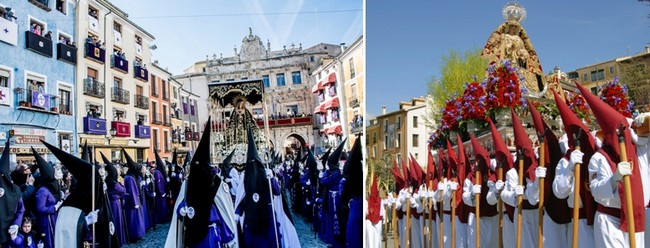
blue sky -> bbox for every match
[367,1,649,121]
[110,0,362,74]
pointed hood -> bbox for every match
[367,175,381,225]
[455,133,469,181]
[426,145,437,189]
[243,127,273,234]
[408,153,424,185]
[437,148,446,181]
[306,148,319,185]
[576,82,645,232]
[327,138,347,170]
[511,107,537,181]
[0,140,21,244]
[553,91,596,154]
[488,117,513,171]
[154,147,167,176]
[41,140,102,214]
[445,139,458,178]
[122,148,141,178]
[319,148,332,169]
[32,147,61,201]
[81,141,90,163]
[390,159,405,192]
[469,134,490,176]
[100,152,118,188]
[183,117,219,246]
[221,149,236,179]
[342,136,362,201]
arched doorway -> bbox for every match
[283,133,306,161]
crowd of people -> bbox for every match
[0,115,363,247]
[366,84,650,248]
[85,35,105,50]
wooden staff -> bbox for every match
[498,162,504,248]
[405,189,412,248]
[516,149,524,248]
[618,124,636,248]
[428,181,434,248]
[439,183,444,248]
[451,177,457,248]
[537,131,546,248]
[475,168,482,248]
[393,192,399,248]
[571,130,582,248]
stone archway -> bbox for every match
[283,133,306,160]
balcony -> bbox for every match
[25,31,53,57]
[349,97,360,108]
[152,113,162,125]
[28,0,51,11]
[164,115,172,127]
[111,55,129,73]
[84,42,105,64]
[134,65,149,82]
[350,122,363,134]
[56,43,76,64]
[83,116,106,135]
[15,89,58,114]
[134,124,151,138]
[111,87,130,104]
[111,121,130,137]
[134,94,149,109]
[83,78,105,98]
[255,116,313,128]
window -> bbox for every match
[135,35,142,45]
[276,73,286,86]
[163,130,169,151]
[241,77,248,80]
[372,132,377,144]
[413,116,418,128]
[226,79,234,82]
[591,87,598,95]
[262,75,270,88]
[136,85,143,96]
[26,75,46,104]
[58,133,71,153]
[29,18,46,37]
[397,116,401,128]
[396,133,401,148]
[111,149,121,161]
[372,146,376,158]
[113,22,121,33]
[310,56,315,62]
[383,119,388,132]
[413,134,419,147]
[583,73,587,82]
[151,75,158,96]
[349,58,356,78]
[610,66,614,75]
[114,109,125,121]
[291,71,302,85]
[87,67,98,80]
[56,0,68,14]
[113,77,122,89]
[59,88,71,114]
[172,86,177,98]
[590,69,605,82]
[286,105,298,117]
[0,68,9,87]
[57,32,72,46]
[384,135,388,150]
[88,6,98,19]
[152,129,160,151]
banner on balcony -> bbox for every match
[31,91,50,109]
[0,18,18,46]
[135,43,142,55]
[61,139,70,153]
[0,86,10,105]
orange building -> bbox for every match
[147,63,172,161]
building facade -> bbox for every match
[339,36,364,148]
[0,0,77,163]
[366,98,429,169]
[147,63,172,161]
[311,59,344,152]
[74,0,155,162]
[170,73,208,162]
[190,28,341,157]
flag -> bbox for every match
[0,18,17,46]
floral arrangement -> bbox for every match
[566,91,591,122]
[598,77,634,118]
[439,96,463,133]
[485,60,527,110]
[460,81,488,121]
[428,129,445,148]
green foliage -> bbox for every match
[367,152,394,197]
[427,48,488,124]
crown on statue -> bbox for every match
[502,2,527,23]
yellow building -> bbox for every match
[340,36,365,148]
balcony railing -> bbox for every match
[349,97,360,108]
[56,43,77,64]
[15,89,58,113]
[111,87,130,104]
[350,122,363,134]
[58,103,71,115]
[164,115,172,127]
[83,78,105,98]
[152,113,162,125]
[255,116,313,127]
[111,55,129,73]
[134,65,149,82]
[28,0,51,11]
[84,42,105,64]
[25,31,53,57]
[134,94,149,109]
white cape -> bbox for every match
[54,206,82,248]
[165,180,239,248]
[273,194,301,248]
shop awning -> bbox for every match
[323,97,340,110]
[326,125,343,135]
[323,73,337,86]
[311,81,324,93]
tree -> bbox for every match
[425,48,487,129]
[367,152,394,198]
[620,55,650,108]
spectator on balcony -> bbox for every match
[58,36,66,44]
[85,35,93,44]
[286,108,294,118]
[134,60,141,67]
[44,31,52,40]
[34,25,42,36]
[142,64,147,70]
[2,7,17,21]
